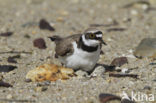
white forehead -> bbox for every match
[96,34,103,37]
[85,30,99,33]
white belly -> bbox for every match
[59,42,101,72]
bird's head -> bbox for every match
[82,28,106,46]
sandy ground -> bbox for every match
[0,0,156,103]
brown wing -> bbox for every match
[55,34,82,57]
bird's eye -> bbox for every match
[89,34,95,38]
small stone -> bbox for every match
[56,17,64,22]
[106,28,126,32]
[107,38,112,41]
[37,81,51,86]
[123,1,150,11]
[110,57,128,67]
[134,38,156,58]
[60,10,69,16]
[0,32,13,37]
[99,93,121,103]
[31,31,36,35]
[123,17,131,22]
[6,94,13,99]
[131,10,138,15]
[24,34,31,39]
[19,89,23,93]
[143,86,151,90]
[43,80,51,86]
[35,87,47,92]
[75,70,88,78]
[35,87,41,92]
[153,79,156,82]
[91,66,105,77]
[0,65,17,72]
[0,81,13,87]
[41,87,48,91]
[0,74,3,81]
[125,54,136,58]
[107,18,113,22]
[25,79,32,83]
[142,4,149,10]
[7,55,20,63]
[39,19,55,31]
[121,68,130,74]
[33,38,47,49]
[20,53,28,57]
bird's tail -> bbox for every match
[48,35,61,42]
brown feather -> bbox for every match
[54,34,82,57]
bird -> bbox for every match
[49,28,106,73]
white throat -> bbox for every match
[82,35,100,46]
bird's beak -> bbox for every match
[101,39,107,45]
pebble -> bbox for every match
[121,68,130,74]
[128,49,133,53]
[131,10,138,15]
[33,38,47,49]
[99,93,121,103]
[0,32,13,37]
[56,17,64,22]
[142,4,149,10]
[7,55,20,63]
[0,81,13,87]
[37,81,51,86]
[125,54,136,58]
[6,94,13,99]
[20,53,28,58]
[91,66,105,77]
[60,10,69,16]
[143,86,151,90]
[153,79,156,82]
[0,74,3,81]
[107,38,112,41]
[110,57,128,67]
[122,17,131,22]
[123,1,150,11]
[24,34,31,39]
[75,70,88,78]
[0,65,17,72]
[25,79,32,83]
[39,19,55,31]
[134,38,156,58]
[35,87,47,92]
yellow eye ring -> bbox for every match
[89,34,95,38]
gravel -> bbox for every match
[0,0,155,103]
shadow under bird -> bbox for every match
[49,28,106,73]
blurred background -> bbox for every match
[0,0,156,103]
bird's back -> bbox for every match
[54,34,82,57]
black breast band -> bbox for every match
[78,37,98,52]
